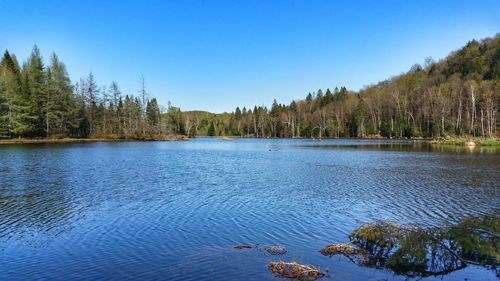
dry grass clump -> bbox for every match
[267,261,325,281]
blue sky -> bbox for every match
[1,0,499,112]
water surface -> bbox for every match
[0,139,499,280]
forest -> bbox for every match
[0,47,179,139]
[1,34,498,139]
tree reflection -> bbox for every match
[0,182,74,245]
[337,213,499,277]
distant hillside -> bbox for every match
[184,34,499,138]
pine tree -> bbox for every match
[146,98,161,135]
[46,53,77,137]
[109,81,122,135]
[0,51,32,137]
[207,121,215,136]
[25,45,47,137]
[85,72,99,136]
[117,97,124,136]
[138,76,148,137]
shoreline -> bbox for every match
[212,136,499,145]
[1,136,498,146]
[428,137,500,147]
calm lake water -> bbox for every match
[0,139,499,281]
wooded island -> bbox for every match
[1,35,498,140]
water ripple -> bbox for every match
[0,139,498,280]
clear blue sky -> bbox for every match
[1,0,499,112]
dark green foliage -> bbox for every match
[0,51,33,138]
[46,53,78,137]
[146,98,161,134]
[0,46,179,139]
[207,121,215,136]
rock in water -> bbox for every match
[465,141,476,146]
[233,244,254,249]
[265,245,287,255]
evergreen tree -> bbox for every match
[46,53,76,136]
[85,72,99,136]
[146,98,161,134]
[109,81,122,135]
[25,45,47,137]
[0,51,32,137]
[207,121,215,136]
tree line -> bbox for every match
[0,46,182,139]
[1,35,498,140]
[183,35,499,139]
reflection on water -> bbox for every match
[0,139,499,280]
[299,141,500,154]
[0,191,72,243]
[0,151,76,246]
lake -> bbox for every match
[0,138,499,281]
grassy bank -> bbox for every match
[429,137,500,146]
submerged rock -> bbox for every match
[268,261,325,281]
[233,244,254,249]
[265,245,288,255]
